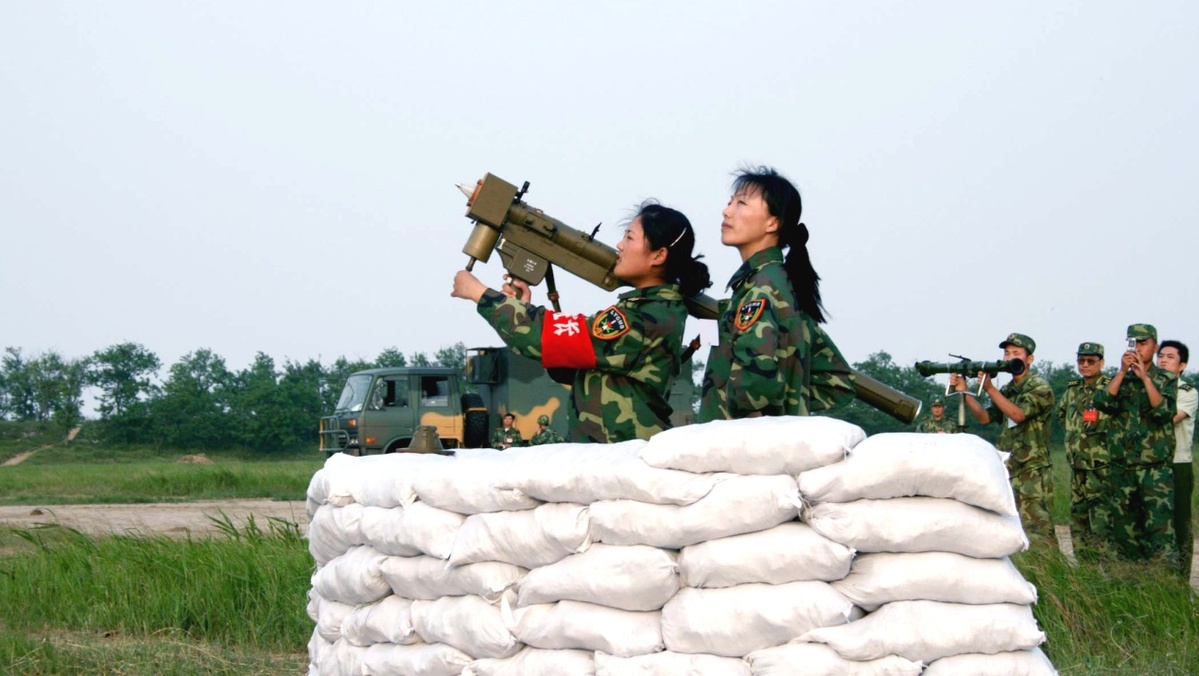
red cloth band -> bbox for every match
[541,312,597,369]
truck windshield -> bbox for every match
[335,374,373,412]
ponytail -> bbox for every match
[635,201,712,298]
[731,167,827,323]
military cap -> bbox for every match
[1076,342,1104,357]
[999,332,1036,354]
[1126,323,1157,341]
[537,414,550,425]
[930,396,945,407]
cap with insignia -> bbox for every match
[537,414,550,425]
[930,396,945,406]
[999,332,1036,354]
[1077,342,1104,357]
[1126,323,1157,341]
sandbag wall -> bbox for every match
[304,417,1058,676]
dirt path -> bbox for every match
[0,499,309,537]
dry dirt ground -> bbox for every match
[0,499,310,537]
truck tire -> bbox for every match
[462,393,489,448]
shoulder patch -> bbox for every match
[1182,382,1195,391]
[735,299,766,331]
[592,306,630,340]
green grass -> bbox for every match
[1017,545,1199,674]
[0,517,312,674]
[0,456,322,505]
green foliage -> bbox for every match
[0,520,312,670]
[0,348,88,431]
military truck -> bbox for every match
[319,346,695,456]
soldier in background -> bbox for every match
[1157,339,1195,576]
[1094,324,1177,563]
[915,396,956,433]
[530,414,566,446]
[1055,342,1112,551]
[491,413,526,450]
[950,332,1055,539]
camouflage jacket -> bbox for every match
[1093,365,1178,466]
[530,427,566,446]
[699,247,855,421]
[986,373,1055,470]
[915,414,957,434]
[1054,374,1111,469]
[477,284,687,443]
[490,425,526,450]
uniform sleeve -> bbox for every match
[1148,371,1178,425]
[477,290,548,361]
[726,291,787,414]
[1013,377,1055,420]
[807,321,856,412]
[1054,389,1067,424]
[1092,386,1119,415]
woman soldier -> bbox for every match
[699,166,855,421]
[452,202,711,443]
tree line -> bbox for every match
[2,343,1195,452]
[0,342,467,452]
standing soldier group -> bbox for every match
[941,325,1193,576]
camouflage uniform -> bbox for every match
[1055,373,1113,544]
[490,425,525,450]
[530,414,566,446]
[1093,340,1177,561]
[699,247,855,421]
[915,415,957,434]
[986,372,1056,538]
[477,284,687,443]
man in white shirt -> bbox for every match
[1158,340,1196,577]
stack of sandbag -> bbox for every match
[793,432,1055,674]
[303,420,1056,676]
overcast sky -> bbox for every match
[3,2,1197,391]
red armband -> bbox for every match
[541,312,597,369]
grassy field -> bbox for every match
[1,428,1197,674]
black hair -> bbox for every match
[731,166,827,323]
[1160,339,1189,365]
[634,201,712,297]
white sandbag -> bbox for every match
[517,544,679,611]
[448,502,590,569]
[923,647,1058,675]
[381,556,525,602]
[311,545,393,605]
[360,642,474,676]
[507,599,663,657]
[595,650,751,675]
[796,600,1045,663]
[498,439,727,506]
[589,475,799,549]
[307,629,332,676]
[661,582,856,658]
[832,552,1037,611]
[462,647,596,676]
[678,522,853,587]
[341,595,418,647]
[316,637,366,676]
[798,432,1017,516]
[412,448,541,514]
[805,497,1028,558]
[308,503,367,565]
[410,595,520,659]
[640,416,865,475]
[745,642,923,676]
[309,589,354,642]
[359,503,465,559]
[311,452,441,508]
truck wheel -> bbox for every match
[462,393,489,448]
